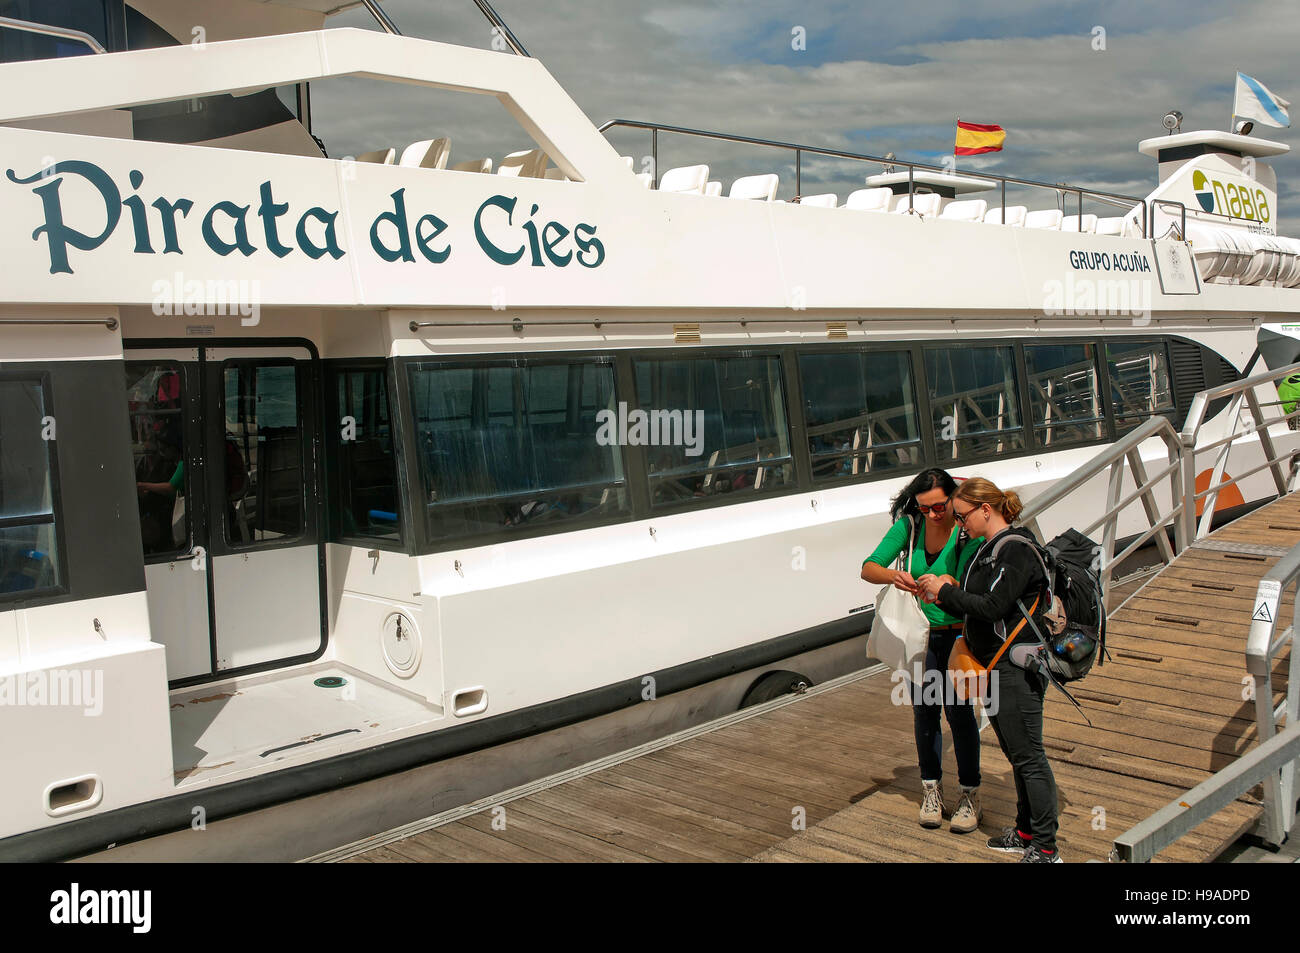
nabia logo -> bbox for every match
[1191,169,1271,223]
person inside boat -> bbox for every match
[861,468,983,833]
[916,478,1061,863]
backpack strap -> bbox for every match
[986,593,1040,670]
[1013,597,1094,728]
[986,531,1054,606]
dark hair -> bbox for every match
[889,467,959,522]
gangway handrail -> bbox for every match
[1112,539,1300,861]
[597,117,1151,235]
[0,15,107,54]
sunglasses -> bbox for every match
[952,504,982,525]
[916,500,948,515]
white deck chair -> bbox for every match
[1060,213,1099,233]
[1095,216,1126,236]
[1025,209,1064,229]
[799,193,838,208]
[729,173,779,201]
[940,199,988,221]
[704,180,723,197]
[844,187,892,211]
[983,205,1027,226]
[451,157,493,174]
[893,193,942,216]
[498,148,548,178]
[658,164,710,194]
[634,172,653,189]
[356,148,396,165]
[620,155,634,169]
[398,137,450,169]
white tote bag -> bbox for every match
[866,518,930,676]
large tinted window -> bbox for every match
[1107,341,1175,432]
[332,366,400,542]
[1024,343,1105,448]
[634,353,793,505]
[798,349,921,482]
[223,362,304,544]
[408,358,628,542]
[926,345,1024,460]
[0,1,119,62]
[0,379,61,598]
[125,363,189,557]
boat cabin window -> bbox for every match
[125,362,190,558]
[925,345,1025,461]
[797,349,921,483]
[0,378,62,599]
[633,353,793,506]
[222,362,304,545]
[407,358,629,542]
[1106,341,1175,433]
[1024,343,1106,449]
[331,365,401,542]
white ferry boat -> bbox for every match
[0,1,1297,861]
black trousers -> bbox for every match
[988,656,1059,851]
[912,626,982,788]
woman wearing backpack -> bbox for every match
[861,468,983,833]
[916,477,1062,863]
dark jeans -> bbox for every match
[988,656,1059,851]
[911,626,981,788]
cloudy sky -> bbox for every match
[312,0,1300,211]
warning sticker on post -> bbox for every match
[1252,580,1282,625]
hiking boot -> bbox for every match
[987,827,1032,854]
[919,780,944,828]
[1021,843,1063,863]
[950,786,982,834]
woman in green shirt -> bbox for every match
[861,468,983,834]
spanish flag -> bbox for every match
[954,120,1006,156]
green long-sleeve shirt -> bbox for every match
[864,516,983,627]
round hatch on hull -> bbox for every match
[381,611,421,677]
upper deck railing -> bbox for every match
[0,15,106,54]
[598,118,1174,237]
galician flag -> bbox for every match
[954,120,1006,156]
[1234,72,1290,128]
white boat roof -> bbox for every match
[1138,130,1290,159]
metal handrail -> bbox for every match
[0,15,107,54]
[1149,198,1188,240]
[1113,541,1300,861]
[469,0,530,56]
[598,118,1150,235]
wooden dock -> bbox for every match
[330,496,1299,863]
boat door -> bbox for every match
[125,342,324,684]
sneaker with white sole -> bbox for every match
[950,786,981,834]
[1021,843,1063,863]
[919,780,944,828]
[987,827,1033,853]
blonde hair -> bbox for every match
[954,477,1024,523]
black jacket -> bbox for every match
[936,526,1048,666]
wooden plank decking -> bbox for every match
[336,495,1300,863]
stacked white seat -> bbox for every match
[1095,216,1127,236]
[357,147,396,164]
[451,157,493,173]
[729,173,779,201]
[704,180,723,197]
[844,187,892,211]
[799,193,838,208]
[940,199,988,222]
[1025,209,1064,229]
[399,137,450,169]
[634,172,653,189]
[1060,214,1099,233]
[658,164,710,194]
[498,148,548,178]
[893,193,941,216]
[983,206,1027,226]
[620,155,634,169]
